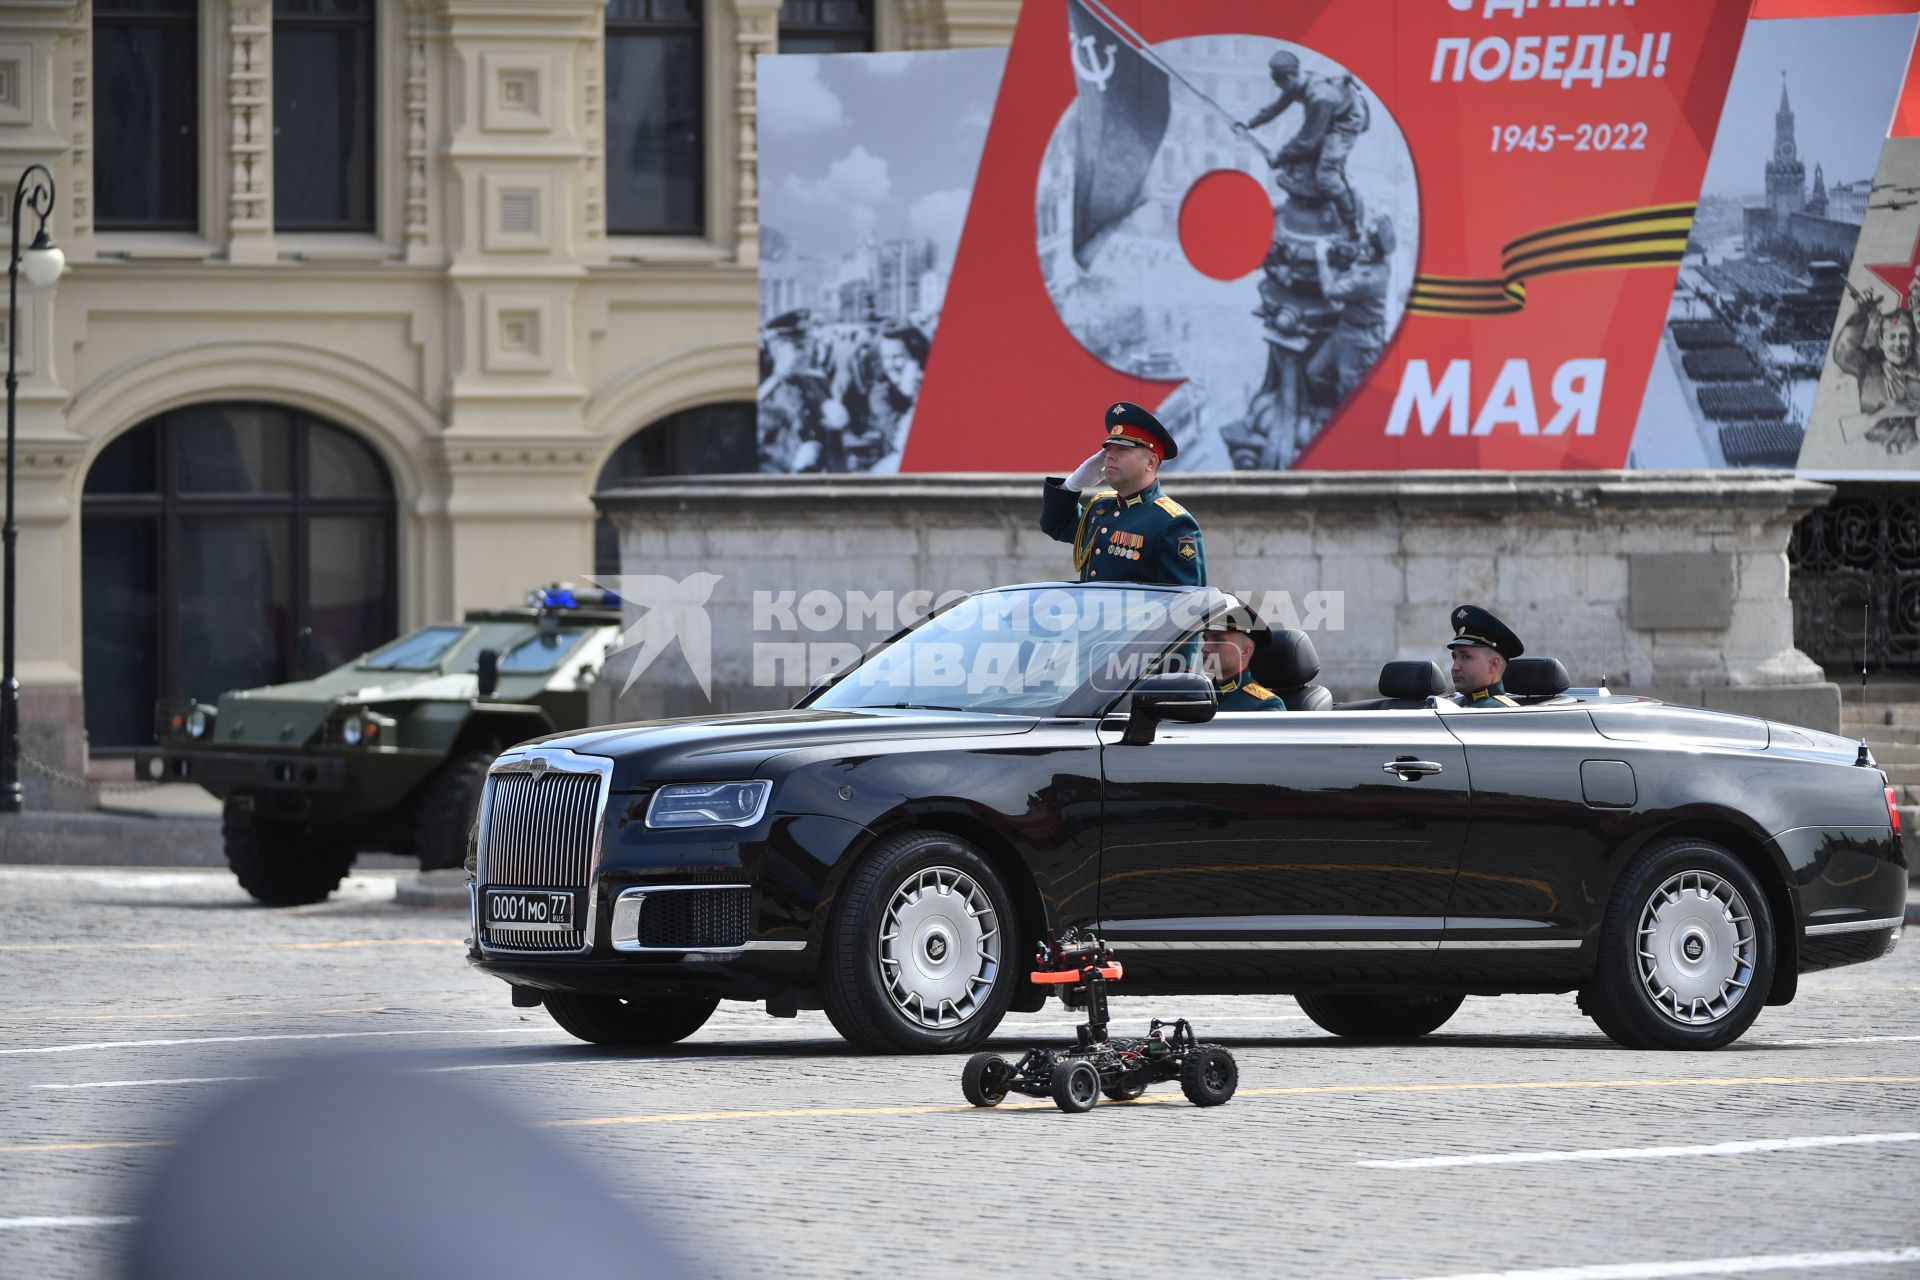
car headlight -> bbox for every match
[186,707,211,740]
[645,780,772,829]
[342,714,366,746]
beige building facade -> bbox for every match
[0,0,1017,782]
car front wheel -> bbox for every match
[821,830,1018,1054]
[1581,836,1775,1051]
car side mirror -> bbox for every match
[477,649,500,700]
[1121,672,1216,745]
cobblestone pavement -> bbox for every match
[0,866,1915,1280]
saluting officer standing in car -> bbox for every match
[1039,401,1206,586]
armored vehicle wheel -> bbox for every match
[541,992,720,1047]
[1294,993,1465,1042]
[1051,1059,1101,1113]
[961,1052,1011,1107]
[1580,836,1774,1051]
[1179,1046,1238,1107]
[414,748,496,871]
[821,830,1017,1054]
[223,797,355,907]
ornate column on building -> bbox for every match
[730,0,779,268]
[432,0,604,613]
[223,0,273,263]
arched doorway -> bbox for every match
[593,401,756,579]
[81,403,399,750]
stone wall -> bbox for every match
[594,470,1841,732]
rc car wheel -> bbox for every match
[223,797,356,907]
[1179,1046,1238,1107]
[1294,993,1465,1042]
[962,1052,1011,1107]
[1051,1060,1101,1114]
[541,992,720,1047]
[1580,836,1774,1051]
[1102,1080,1148,1102]
[821,830,1018,1054]
[414,747,497,871]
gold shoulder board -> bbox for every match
[1154,495,1187,518]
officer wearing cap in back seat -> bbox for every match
[1447,604,1523,708]
[1202,608,1284,712]
[1040,401,1206,587]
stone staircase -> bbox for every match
[1839,692,1920,871]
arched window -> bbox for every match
[81,404,398,750]
[594,402,756,579]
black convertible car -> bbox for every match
[467,582,1906,1054]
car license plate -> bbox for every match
[486,889,575,932]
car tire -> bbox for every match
[414,748,496,871]
[1102,1079,1148,1102]
[1051,1060,1101,1113]
[542,992,720,1047]
[1581,836,1774,1051]
[1294,993,1465,1041]
[961,1052,1011,1107]
[223,797,355,907]
[820,830,1018,1054]
[1179,1046,1238,1108]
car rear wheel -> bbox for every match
[414,748,496,871]
[223,797,355,907]
[542,992,720,1047]
[821,830,1018,1054]
[1294,992,1464,1041]
[1581,836,1774,1050]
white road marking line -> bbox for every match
[1386,1245,1920,1280]
[0,1026,549,1056]
[1763,1034,1920,1046]
[0,1216,138,1232]
[1361,1131,1920,1169]
[36,1075,259,1091]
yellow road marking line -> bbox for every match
[537,1074,1920,1129]
[9,1075,1915,1153]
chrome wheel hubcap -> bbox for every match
[1635,869,1756,1025]
[878,865,1000,1029]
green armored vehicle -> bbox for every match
[140,587,624,906]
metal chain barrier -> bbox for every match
[20,751,171,794]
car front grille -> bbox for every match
[639,887,752,950]
[479,766,606,953]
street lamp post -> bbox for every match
[3,166,65,814]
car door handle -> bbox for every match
[1383,757,1444,779]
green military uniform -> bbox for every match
[1448,604,1523,708]
[1215,672,1284,712]
[1039,401,1206,586]
[1041,479,1206,586]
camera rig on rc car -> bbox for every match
[960,930,1239,1114]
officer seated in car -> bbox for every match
[1202,608,1284,712]
[1447,604,1523,708]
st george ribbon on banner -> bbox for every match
[1067,0,1171,270]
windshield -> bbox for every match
[498,629,588,674]
[360,626,471,671]
[807,584,1222,716]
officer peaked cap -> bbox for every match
[1447,604,1524,661]
[765,309,811,336]
[1102,401,1179,460]
[1207,603,1271,648]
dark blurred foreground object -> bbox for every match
[126,1055,691,1280]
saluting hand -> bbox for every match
[1065,450,1106,491]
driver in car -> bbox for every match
[1202,609,1284,711]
